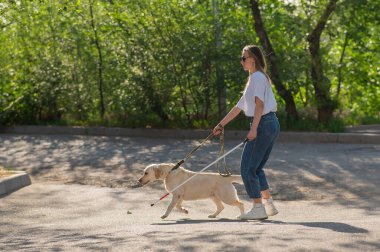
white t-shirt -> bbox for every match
[237,71,277,117]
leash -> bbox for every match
[150,138,248,207]
[170,128,232,177]
[216,128,232,177]
[169,132,215,172]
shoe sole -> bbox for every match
[240,216,268,220]
[266,210,279,216]
[265,204,279,216]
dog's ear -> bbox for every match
[154,166,162,179]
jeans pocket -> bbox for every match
[259,119,279,139]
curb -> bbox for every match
[0,171,32,196]
[345,124,380,134]
[1,125,380,144]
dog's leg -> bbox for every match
[161,194,180,219]
[209,196,224,218]
[175,199,189,214]
[232,200,245,215]
[218,185,245,215]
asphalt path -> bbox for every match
[1,134,380,251]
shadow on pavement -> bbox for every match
[152,218,368,234]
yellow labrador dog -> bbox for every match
[138,163,244,219]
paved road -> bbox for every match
[1,183,379,251]
[1,134,380,251]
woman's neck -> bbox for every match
[249,65,258,75]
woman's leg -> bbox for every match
[239,135,272,219]
[239,118,279,219]
[256,117,280,198]
[240,140,262,200]
[240,131,275,201]
[257,139,277,198]
[258,117,280,216]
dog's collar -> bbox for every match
[169,160,184,174]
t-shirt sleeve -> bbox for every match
[236,95,245,111]
[251,74,266,102]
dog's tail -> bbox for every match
[227,175,243,184]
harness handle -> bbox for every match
[170,132,214,173]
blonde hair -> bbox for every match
[243,45,272,84]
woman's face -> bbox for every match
[240,50,255,72]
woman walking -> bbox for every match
[213,45,280,220]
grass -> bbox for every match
[0,166,14,179]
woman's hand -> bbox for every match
[246,128,257,141]
[213,123,223,136]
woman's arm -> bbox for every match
[247,97,264,140]
[213,106,241,135]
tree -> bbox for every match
[212,0,226,117]
[250,0,299,120]
[306,0,339,123]
[88,0,106,121]
[0,0,378,129]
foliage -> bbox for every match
[0,0,379,131]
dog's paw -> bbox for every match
[161,214,168,219]
[208,214,217,218]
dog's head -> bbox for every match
[138,164,166,186]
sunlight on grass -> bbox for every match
[0,166,14,178]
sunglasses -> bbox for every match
[240,56,251,62]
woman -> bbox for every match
[213,45,280,220]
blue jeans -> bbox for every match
[240,112,280,199]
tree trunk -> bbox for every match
[336,31,349,99]
[250,0,298,120]
[202,54,212,120]
[306,0,339,123]
[212,0,226,117]
[89,0,105,121]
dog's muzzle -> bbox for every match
[138,178,149,185]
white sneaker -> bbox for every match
[263,198,279,216]
[240,204,268,220]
